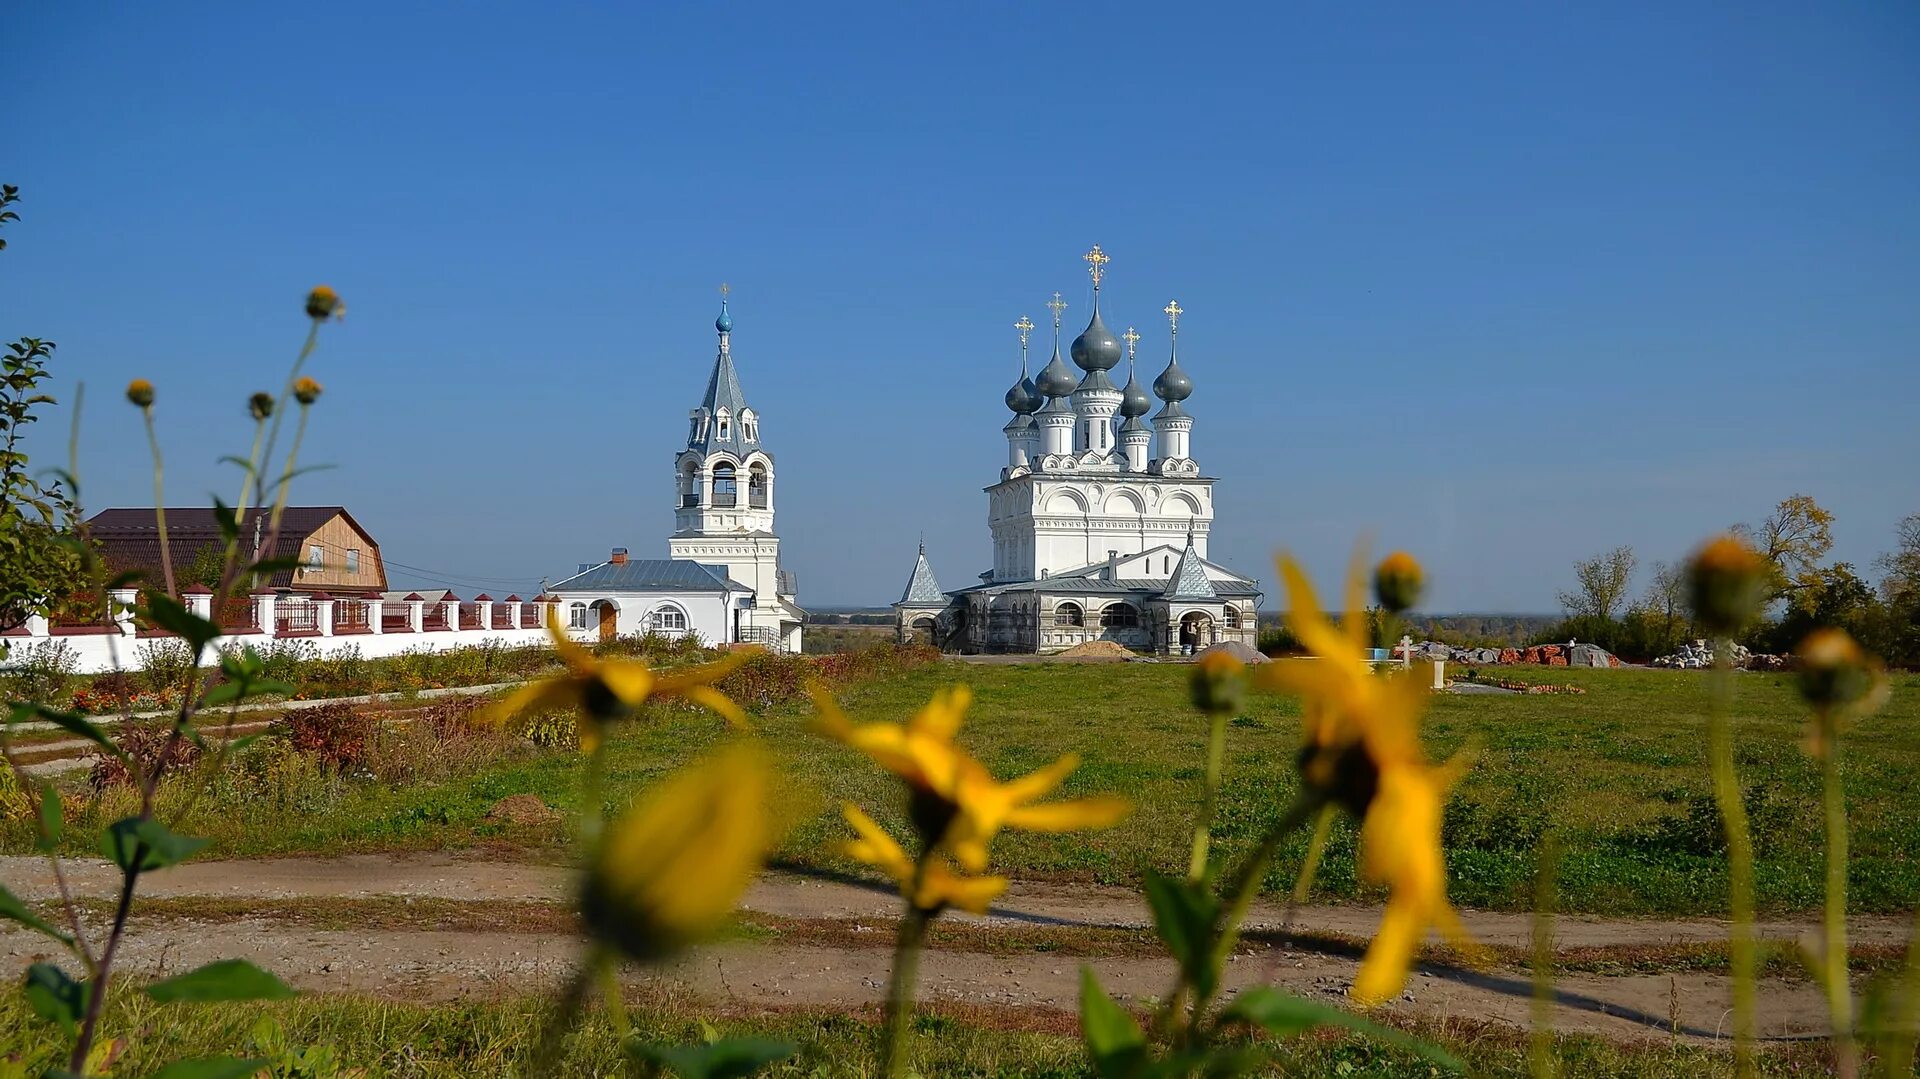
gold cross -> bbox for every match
[1083,245,1110,289]
[1123,326,1140,359]
[719,282,730,299]
[1014,315,1035,350]
[1164,298,1183,335]
[1047,291,1067,329]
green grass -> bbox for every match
[0,991,1857,1077]
[8,661,1917,916]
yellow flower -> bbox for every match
[125,379,155,408]
[1189,649,1247,715]
[1253,551,1479,1005]
[582,742,774,960]
[1687,534,1768,637]
[1796,628,1889,756]
[306,285,345,321]
[293,377,323,405]
[482,609,756,752]
[839,803,1006,914]
[1373,551,1424,614]
[811,685,1130,871]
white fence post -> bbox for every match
[254,591,277,635]
[108,588,138,639]
[315,594,336,636]
[475,594,493,631]
[503,595,522,629]
[183,586,213,621]
[406,594,425,633]
[442,596,460,631]
[368,598,384,635]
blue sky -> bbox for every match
[7,3,1917,610]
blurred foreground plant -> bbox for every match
[1,282,347,1076]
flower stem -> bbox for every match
[1187,711,1229,882]
[880,899,932,1078]
[141,407,175,598]
[1820,716,1856,1079]
[1706,637,1755,1076]
[1289,805,1335,910]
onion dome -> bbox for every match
[1035,339,1078,398]
[715,300,733,334]
[1070,304,1123,372]
[1005,372,1041,414]
[1119,369,1153,418]
[1152,354,1192,402]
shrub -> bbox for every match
[517,710,578,751]
[136,639,199,697]
[276,702,379,771]
[0,639,79,709]
[88,721,204,792]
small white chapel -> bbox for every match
[549,291,804,652]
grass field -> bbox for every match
[0,992,1850,1078]
[12,659,1913,917]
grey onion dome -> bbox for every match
[1034,341,1078,398]
[1070,304,1123,372]
[1153,348,1194,402]
[1119,370,1153,417]
[1004,372,1042,414]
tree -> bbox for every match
[1734,494,1835,603]
[0,185,87,634]
[1557,545,1637,623]
[1877,512,1920,603]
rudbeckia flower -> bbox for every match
[839,803,1007,915]
[483,610,757,752]
[811,685,1130,870]
[582,742,774,960]
[1254,551,1480,1005]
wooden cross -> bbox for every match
[1083,245,1110,289]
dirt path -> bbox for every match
[1,852,1895,1045]
[3,852,1910,948]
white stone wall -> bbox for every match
[549,588,740,646]
[987,474,1214,582]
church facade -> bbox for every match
[899,247,1262,655]
[552,294,804,653]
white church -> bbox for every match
[549,294,804,652]
[897,247,1262,655]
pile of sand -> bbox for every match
[1194,640,1269,664]
[1056,640,1140,659]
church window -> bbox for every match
[748,465,769,509]
[1224,606,1241,629]
[1053,602,1084,627]
[650,605,688,632]
[568,602,589,630]
[712,462,737,507]
[716,409,731,440]
[1101,603,1139,628]
[1162,555,1169,574]
[742,410,758,441]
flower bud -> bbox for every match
[581,743,773,961]
[1796,628,1887,716]
[305,285,345,321]
[248,392,275,421]
[1189,649,1247,716]
[1686,534,1768,637]
[125,379,155,408]
[1373,551,1424,614]
[293,377,323,405]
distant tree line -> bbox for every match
[1548,495,1920,666]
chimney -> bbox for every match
[610,547,629,565]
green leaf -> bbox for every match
[246,557,303,577]
[1221,986,1465,1071]
[147,959,294,1003]
[212,498,240,544]
[100,816,209,872]
[0,883,72,945]
[1142,870,1219,1001]
[625,1037,795,1078]
[142,594,222,652]
[5,702,126,760]
[148,1057,268,1079]
[22,962,89,1036]
[36,779,63,851]
[1079,967,1148,1079]
[202,677,294,707]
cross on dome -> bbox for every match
[1083,245,1109,290]
[1015,315,1035,350]
[1164,298,1183,335]
[1123,326,1140,361]
[1047,292,1067,330]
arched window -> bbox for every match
[1053,602,1084,627]
[1162,555,1170,574]
[1224,606,1241,629]
[568,602,589,629]
[715,408,731,440]
[712,462,737,507]
[679,460,699,507]
[649,605,688,632]
[748,464,769,509]
[1101,603,1139,628]
[742,410,758,441]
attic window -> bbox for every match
[307,545,324,571]
[345,549,360,574]
[716,409,731,440]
